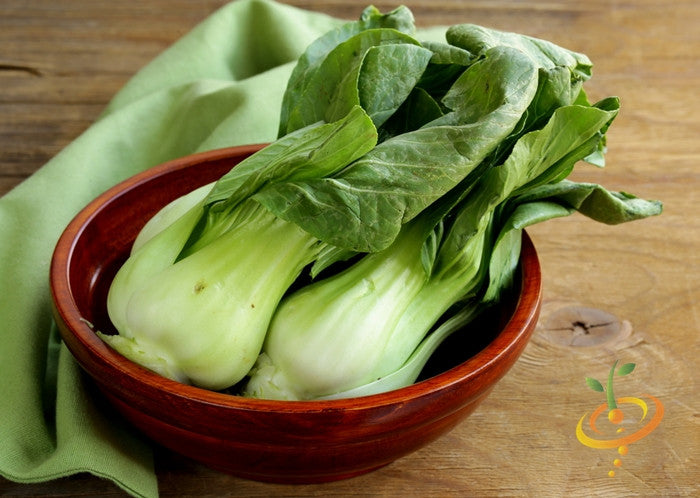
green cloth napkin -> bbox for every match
[0,1,344,496]
[0,1,448,495]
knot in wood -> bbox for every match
[539,305,632,347]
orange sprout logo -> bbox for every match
[576,361,664,477]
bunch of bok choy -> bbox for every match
[102,5,662,396]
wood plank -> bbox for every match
[1,0,697,496]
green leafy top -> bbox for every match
[585,361,638,409]
[185,5,661,262]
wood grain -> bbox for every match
[1,0,698,496]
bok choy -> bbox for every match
[242,98,659,400]
[102,5,662,396]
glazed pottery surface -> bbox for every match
[50,144,542,483]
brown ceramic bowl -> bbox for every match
[50,144,542,484]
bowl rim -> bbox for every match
[50,144,542,413]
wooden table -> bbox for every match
[1,0,697,495]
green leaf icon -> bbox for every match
[585,377,605,392]
[617,363,636,376]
